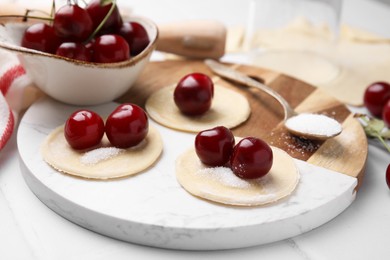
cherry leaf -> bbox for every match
[355,114,390,153]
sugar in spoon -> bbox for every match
[205,59,342,140]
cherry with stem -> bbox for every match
[85,0,117,43]
[0,0,118,44]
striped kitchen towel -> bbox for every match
[0,49,41,151]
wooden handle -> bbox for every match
[157,20,227,59]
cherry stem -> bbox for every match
[0,3,54,23]
[0,14,53,22]
[23,9,31,22]
[25,9,51,17]
[50,1,56,26]
[376,134,390,153]
[85,0,117,43]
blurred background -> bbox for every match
[1,0,389,37]
[377,0,390,4]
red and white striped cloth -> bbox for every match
[0,49,34,151]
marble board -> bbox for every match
[18,98,357,250]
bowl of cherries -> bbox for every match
[0,0,158,105]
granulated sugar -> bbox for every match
[80,147,124,165]
[285,113,342,136]
[197,167,251,188]
[196,166,273,189]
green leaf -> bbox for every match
[355,114,390,153]
[364,118,385,137]
[382,130,390,139]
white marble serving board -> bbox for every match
[17,98,357,250]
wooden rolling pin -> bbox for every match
[0,4,227,59]
[157,20,226,59]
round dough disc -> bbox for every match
[41,125,163,180]
[145,84,251,132]
[176,146,300,206]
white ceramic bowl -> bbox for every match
[0,17,158,105]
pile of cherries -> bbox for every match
[195,126,273,180]
[363,81,390,189]
[21,0,150,63]
[65,103,148,150]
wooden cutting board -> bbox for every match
[117,60,368,190]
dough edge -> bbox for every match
[175,146,300,206]
[41,125,163,180]
[145,84,251,132]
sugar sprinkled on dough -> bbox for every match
[285,113,342,136]
[196,165,275,190]
[80,147,125,165]
[197,166,251,188]
[176,148,299,206]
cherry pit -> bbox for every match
[195,126,274,179]
[19,0,150,63]
[64,103,149,150]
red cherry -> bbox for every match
[56,42,92,62]
[53,4,93,41]
[386,164,390,190]
[105,104,149,148]
[85,40,94,55]
[230,137,273,179]
[92,34,130,63]
[364,82,390,118]
[118,22,150,56]
[21,23,61,54]
[86,0,123,33]
[382,100,390,128]
[64,110,105,150]
[195,126,235,167]
[174,73,214,116]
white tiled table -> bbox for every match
[1,0,390,259]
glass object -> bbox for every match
[244,0,344,85]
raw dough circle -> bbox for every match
[145,84,251,132]
[41,125,163,180]
[176,146,300,206]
